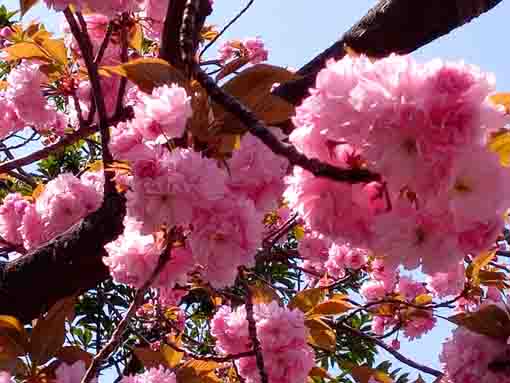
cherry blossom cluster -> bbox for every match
[440,326,510,383]
[285,54,510,277]
[121,366,176,383]
[211,302,315,383]
[0,172,102,251]
[103,83,288,289]
[0,61,68,139]
[218,37,269,65]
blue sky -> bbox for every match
[4,1,510,382]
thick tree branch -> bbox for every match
[275,0,505,104]
[0,191,126,323]
[192,64,379,184]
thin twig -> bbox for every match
[243,280,269,383]
[0,110,132,175]
[199,0,255,59]
[338,323,443,378]
[192,64,379,184]
[81,236,175,383]
[115,14,129,116]
[94,22,114,64]
[64,8,114,194]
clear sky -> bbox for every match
[4,1,510,382]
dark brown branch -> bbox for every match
[192,64,379,184]
[0,191,126,323]
[0,109,133,176]
[244,281,269,383]
[338,323,443,378]
[160,0,212,69]
[64,9,114,193]
[274,0,505,104]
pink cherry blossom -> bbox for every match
[0,193,31,246]
[227,133,289,213]
[211,302,314,383]
[121,367,176,383]
[440,327,510,383]
[134,84,192,141]
[55,361,97,383]
[189,197,263,288]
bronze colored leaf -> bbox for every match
[449,304,510,341]
[215,56,250,82]
[212,64,300,135]
[133,347,169,369]
[102,58,187,93]
[0,316,28,349]
[307,294,351,317]
[3,42,51,62]
[248,283,281,305]
[55,346,93,368]
[289,288,325,313]
[20,0,40,16]
[29,296,75,366]
[305,318,336,352]
[176,360,221,383]
[488,131,510,167]
[413,375,426,383]
[309,366,331,379]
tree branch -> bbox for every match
[0,191,126,323]
[274,0,505,104]
[339,323,444,378]
[0,109,133,176]
[192,64,379,184]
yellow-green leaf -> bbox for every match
[102,58,187,93]
[39,38,67,65]
[3,42,51,62]
[414,294,433,305]
[20,0,40,16]
[305,318,336,352]
[307,295,351,317]
[162,343,183,368]
[128,23,143,53]
[467,250,497,285]
[489,131,510,167]
[30,296,75,366]
[289,288,325,313]
[449,304,510,341]
[489,93,510,113]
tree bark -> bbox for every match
[274,0,505,104]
